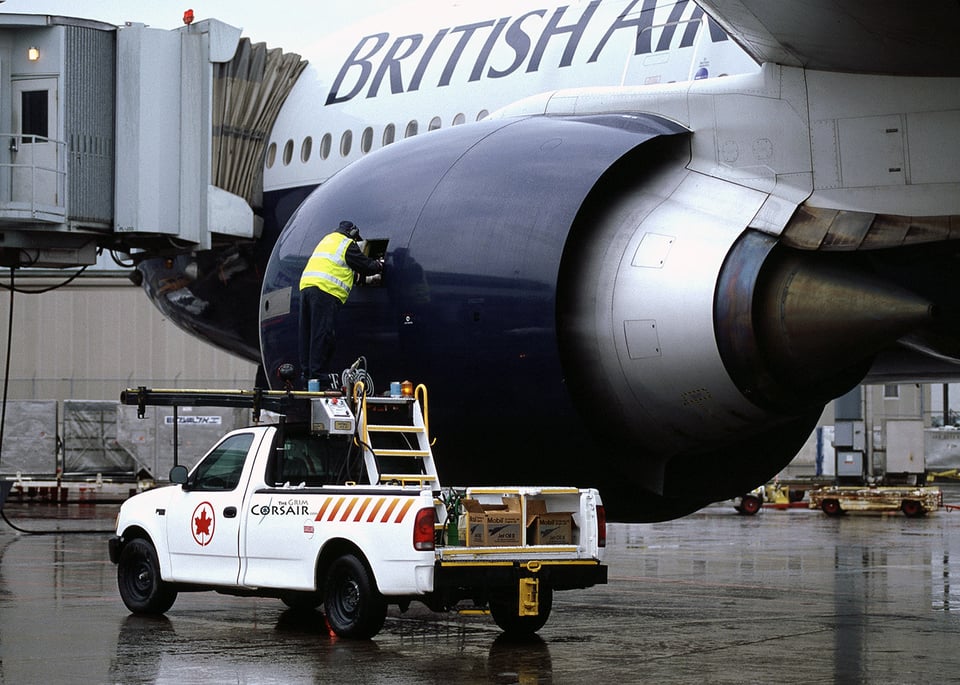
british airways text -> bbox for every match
[325,0,727,105]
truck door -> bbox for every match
[166,430,264,585]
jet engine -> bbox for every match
[257,112,952,520]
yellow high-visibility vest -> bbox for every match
[299,232,354,303]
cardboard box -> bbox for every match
[461,498,524,546]
[520,497,573,545]
[461,497,573,546]
[525,498,547,517]
[531,513,573,545]
[461,499,487,547]
[484,511,523,546]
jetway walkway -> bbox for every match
[0,13,306,268]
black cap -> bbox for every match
[339,220,361,240]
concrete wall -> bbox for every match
[0,273,258,402]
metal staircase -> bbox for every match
[356,385,438,488]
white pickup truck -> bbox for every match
[108,380,607,639]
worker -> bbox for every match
[299,220,383,387]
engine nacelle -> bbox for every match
[260,114,825,520]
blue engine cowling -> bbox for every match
[258,113,823,520]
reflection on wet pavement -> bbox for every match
[3,492,960,683]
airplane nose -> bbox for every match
[754,252,935,392]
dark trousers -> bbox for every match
[299,286,341,380]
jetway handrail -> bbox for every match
[0,132,67,215]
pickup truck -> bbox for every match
[108,380,606,639]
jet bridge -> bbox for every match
[0,13,305,268]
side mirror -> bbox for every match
[169,465,189,485]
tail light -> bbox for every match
[413,507,435,551]
[597,505,607,548]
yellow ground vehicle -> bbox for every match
[808,485,942,517]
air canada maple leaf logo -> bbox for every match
[192,501,215,546]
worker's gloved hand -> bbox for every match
[365,274,382,286]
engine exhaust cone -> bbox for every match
[756,253,935,390]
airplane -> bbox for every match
[136,0,960,521]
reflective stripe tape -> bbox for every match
[354,497,372,521]
[394,498,415,523]
[315,498,333,521]
[340,497,359,521]
[380,498,400,523]
[327,496,346,520]
[367,498,386,522]
[311,496,416,524]
[301,271,352,293]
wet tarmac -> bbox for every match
[2,489,960,684]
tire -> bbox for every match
[117,538,177,615]
[901,500,926,518]
[323,554,387,639]
[489,583,553,637]
[739,495,762,515]
[821,499,843,516]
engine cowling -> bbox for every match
[258,113,901,520]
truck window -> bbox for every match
[189,432,254,491]
[267,428,358,487]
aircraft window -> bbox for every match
[476,110,489,121]
[282,139,294,166]
[382,124,396,146]
[452,113,465,126]
[428,116,441,131]
[300,136,312,163]
[319,133,331,160]
[405,120,418,138]
[361,127,373,154]
[266,142,277,168]
[340,130,353,157]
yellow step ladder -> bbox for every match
[355,383,438,488]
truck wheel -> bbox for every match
[738,495,762,515]
[117,538,177,615]
[821,499,843,516]
[323,554,387,639]
[901,500,926,518]
[489,584,553,636]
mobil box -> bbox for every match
[483,510,523,546]
[461,499,523,546]
[521,497,573,545]
[531,513,573,544]
[461,498,487,546]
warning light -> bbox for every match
[401,380,414,397]
[183,9,195,25]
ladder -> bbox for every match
[355,384,438,488]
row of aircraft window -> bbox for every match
[266,110,491,169]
